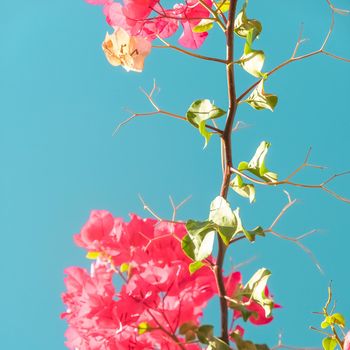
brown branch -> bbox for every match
[213,0,228,24]
[237,0,350,102]
[153,36,227,64]
[265,191,323,272]
[113,81,223,135]
[214,0,239,345]
[146,310,186,350]
[230,148,350,204]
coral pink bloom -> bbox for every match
[62,265,122,350]
[74,210,114,251]
[64,213,217,349]
[175,0,212,49]
[344,332,350,350]
[225,271,278,326]
[85,0,213,49]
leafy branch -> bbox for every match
[237,0,350,103]
[230,148,350,204]
[113,80,223,136]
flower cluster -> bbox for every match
[87,0,212,48]
[62,210,277,349]
[85,0,214,70]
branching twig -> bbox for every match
[230,148,350,204]
[169,195,192,221]
[113,81,223,135]
[146,310,186,350]
[265,191,323,272]
[272,333,322,350]
[138,194,163,221]
[237,0,350,102]
[198,0,226,31]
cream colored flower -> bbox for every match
[102,28,151,72]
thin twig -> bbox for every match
[113,81,223,136]
[230,148,350,204]
[113,81,223,135]
[169,195,192,221]
[154,36,227,64]
[272,333,322,350]
[198,0,226,31]
[138,194,163,221]
[237,0,350,102]
[264,192,323,272]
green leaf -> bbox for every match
[138,322,151,335]
[186,99,226,147]
[207,337,232,350]
[182,220,216,261]
[209,196,238,245]
[199,120,212,147]
[240,49,265,78]
[234,0,262,39]
[233,208,264,242]
[189,261,205,274]
[327,313,346,328]
[238,141,278,183]
[209,196,237,228]
[230,175,256,203]
[185,330,197,342]
[228,299,254,321]
[196,325,214,344]
[86,251,100,260]
[322,338,337,350]
[244,80,278,111]
[179,322,197,335]
[120,262,129,273]
[321,320,330,329]
[332,313,346,327]
[216,0,230,13]
[193,18,214,33]
[230,333,270,350]
[245,268,274,318]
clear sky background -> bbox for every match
[0,0,349,349]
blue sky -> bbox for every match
[0,0,349,349]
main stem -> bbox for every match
[215,0,238,344]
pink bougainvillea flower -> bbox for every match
[64,212,278,348]
[85,0,213,49]
[74,210,114,251]
[102,28,152,72]
[174,0,212,49]
[344,332,350,350]
[63,213,217,349]
[225,271,279,326]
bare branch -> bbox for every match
[138,194,163,221]
[265,192,323,272]
[272,333,322,350]
[230,148,350,204]
[113,81,223,135]
[153,36,227,64]
[232,120,251,133]
[169,195,192,221]
[237,0,350,102]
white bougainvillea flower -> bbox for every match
[102,28,151,72]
